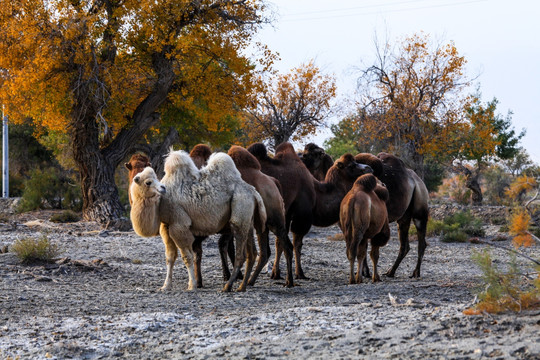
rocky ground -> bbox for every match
[0,204,539,359]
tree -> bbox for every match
[0,0,270,225]
[447,97,524,204]
[241,60,337,149]
[355,32,471,178]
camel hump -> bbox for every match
[274,142,298,160]
[377,152,406,171]
[355,153,383,177]
[228,145,261,170]
[206,152,241,179]
[190,144,212,161]
[164,150,196,175]
[247,143,271,162]
[374,184,389,202]
[354,174,377,193]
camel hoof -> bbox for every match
[222,284,233,292]
[295,274,309,280]
[271,273,283,280]
[385,269,396,278]
[236,286,247,292]
[410,271,421,278]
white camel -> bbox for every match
[130,150,266,292]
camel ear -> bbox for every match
[125,163,132,170]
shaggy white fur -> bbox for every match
[130,150,266,292]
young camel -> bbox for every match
[130,150,266,292]
[355,152,429,278]
[340,174,390,284]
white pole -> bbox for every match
[2,105,8,198]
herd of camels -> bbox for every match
[126,142,429,292]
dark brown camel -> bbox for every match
[340,174,390,284]
[355,152,429,278]
[125,153,152,205]
[248,142,373,280]
[299,143,334,181]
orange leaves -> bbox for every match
[506,175,537,199]
[242,60,337,147]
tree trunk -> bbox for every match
[455,163,483,205]
[70,52,175,227]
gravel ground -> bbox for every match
[0,211,539,359]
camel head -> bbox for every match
[301,143,326,169]
[331,153,373,182]
[130,167,166,238]
[130,167,166,202]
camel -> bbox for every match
[355,152,429,278]
[125,153,152,205]
[188,144,295,288]
[340,174,390,284]
[227,145,294,288]
[299,143,334,181]
[129,150,266,292]
[248,142,373,280]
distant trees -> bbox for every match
[0,0,270,225]
[241,61,337,149]
[353,32,472,178]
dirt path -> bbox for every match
[1,216,539,359]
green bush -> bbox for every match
[11,234,62,263]
[444,210,485,237]
[17,167,82,212]
[441,229,469,243]
[50,210,81,223]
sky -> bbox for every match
[253,0,540,164]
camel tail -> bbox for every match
[253,190,267,233]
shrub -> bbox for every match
[441,229,469,243]
[17,167,82,212]
[50,210,81,223]
[444,210,485,237]
[11,235,62,263]
[464,249,539,314]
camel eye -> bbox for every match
[133,176,141,184]
[145,180,153,186]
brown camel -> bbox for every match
[340,174,390,284]
[299,143,334,181]
[248,142,372,280]
[125,153,152,205]
[130,150,265,292]
[355,152,429,278]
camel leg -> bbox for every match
[361,257,371,278]
[271,235,283,280]
[385,216,412,278]
[370,245,381,283]
[238,229,257,292]
[278,231,294,288]
[411,217,428,278]
[159,224,178,291]
[218,233,233,281]
[192,236,205,288]
[292,232,308,279]
[248,228,269,286]
[355,239,368,284]
[167,224,197,291]
[223,225,248,292]
[346,237,357,285]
